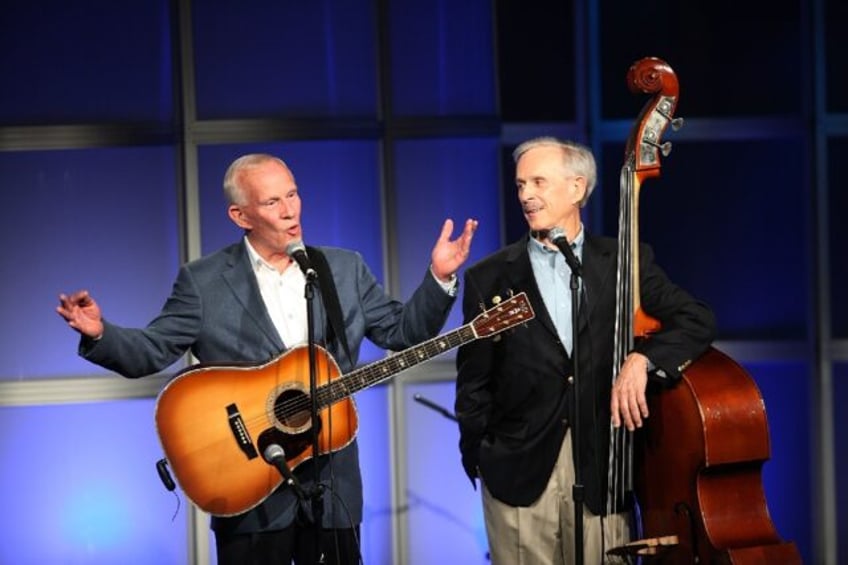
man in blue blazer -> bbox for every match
[58,153,477,564]
[455,137,715,564]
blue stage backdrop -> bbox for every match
[1,0,841,563]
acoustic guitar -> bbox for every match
[155,292,534,516]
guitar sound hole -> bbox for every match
[274,389,312,429]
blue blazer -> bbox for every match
[82,240,455,533]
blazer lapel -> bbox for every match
[221,243,285,350]
[510,235,616,341]
[579,235,616,333]
[503,238,561,341]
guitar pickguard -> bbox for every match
[257,422,320,466]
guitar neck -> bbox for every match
[318,324,476,407]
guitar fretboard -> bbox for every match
[316,325,477,407]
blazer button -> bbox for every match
[566,375,574,384]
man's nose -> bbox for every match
[279,201,294,218]
[520,190,535,205]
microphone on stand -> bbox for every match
[547,227,582,277]
[263,443,306,500]
[286,240,318,280]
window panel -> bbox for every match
[599,0,802,119]
[495,0,576,122]
[0,1,173,125]
[390,0,496,116]
[0,147,179,380]
[825,0,848,113]
[0,400,186,564]
[828,138,848,338]
[192,1,377,119]
[835,362,848,565]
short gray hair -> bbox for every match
[222,154,289,205]
[512,137,597,207]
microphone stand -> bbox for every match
[304,271,325,563]
[553,236,585,565]
[413,394,458,422]
[568,261,585,565]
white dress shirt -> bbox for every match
[244,237,308,347]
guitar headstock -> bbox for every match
[471,292,535,338]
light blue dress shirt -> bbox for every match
[528,227,584,356]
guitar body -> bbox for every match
[153,292,535,517]
[155,345,357,517]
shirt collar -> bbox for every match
[528,225,585,256]
[243,236,277,273]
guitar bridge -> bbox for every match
[227,403,258,460]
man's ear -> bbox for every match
[573,176,587,206]
[228,204,251,229]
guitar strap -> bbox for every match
[307,246,353,367]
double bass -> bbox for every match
[608,57,802,564]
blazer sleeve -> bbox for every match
[354,252,455,352]
[634,244,717,381]
[79,265,202,377]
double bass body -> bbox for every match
[634,346,802,563]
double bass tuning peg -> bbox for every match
[644,139,673,157]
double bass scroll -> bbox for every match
[609,57,802,564]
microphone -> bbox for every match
[263,443,306,499]
[285,240,318,280]
[547,227,582,277]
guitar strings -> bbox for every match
[230,324,479,433]
[245,306,523,428]
[176,297,529,456]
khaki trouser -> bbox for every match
[481,431,630,565]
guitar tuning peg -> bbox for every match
[491,295,502,305]
[671,117,684,131]
[660,141,672,156]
